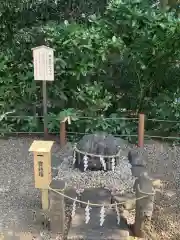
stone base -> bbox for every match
[1,232,41,240]
[111,193,136,210]
[68,208,130,240]
[80,188,111,208]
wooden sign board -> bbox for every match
[32,45,54,81]
[29,140,54,189]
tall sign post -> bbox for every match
[32,45,54,138]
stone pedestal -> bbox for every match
[111,193,136,210]
[68,208,130,240]
[49,180,65,234]
[133,174,155,238]
[81,188,111,208]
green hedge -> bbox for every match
[0,0,180,139]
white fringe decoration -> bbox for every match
[71,197,77,218]
[73,149,76,164]
[100,205,105,226]
[100,156,106,170]
[111,157,115,172]
[85,201,91,224]
[83,154,88,171]
[115,202,120,225]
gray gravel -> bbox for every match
[0,137,64,237]
[0,137,180,239]
[56,152,135,194]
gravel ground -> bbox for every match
[56,153,135,194]
[0,137,66,238]
[0,137,179,239]
[144,141,180,240]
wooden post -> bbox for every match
[43,81,48,139]
[49,180,65,235]
[41,189,49,210]
[60,121,66,147]
[138,113,145,148]
[32,46,55,139]
[60,117,71,147]
[29,140,54,211]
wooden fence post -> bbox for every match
[60,121,66,147]
[138,113,145,148]
[60,116,71,147]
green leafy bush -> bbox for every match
[0,0,180,140]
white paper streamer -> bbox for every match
[83,155,88,171]
[100,156,106,170]
[115,202,120,225]
[111,157,115,172]
[71,197,77,218]
[85,201,91,224]
[73,149,76,164]
[100,205,105,226]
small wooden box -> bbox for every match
[29,140,54,189]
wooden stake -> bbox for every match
[41,189,49,210]
[60,121,66,147]
[60,117,70,147]
[138,113,145,148]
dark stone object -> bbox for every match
[128,149,146,167]
[67,208,130,240]
[80,187,111,208]
[64,188,77,205]
[131,165,147,178]
[134,172,155,218]
[74,132,123,172]
[75,155,103,172]
[49,187,65,234]
[128,149,148,178]
[111,192,136,210]
[49,179,66,190]
[133,172,155,238]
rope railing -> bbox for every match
[2,115,138,120]
[1,113,180,148]
[2,114,180,123]
[46,154,158,209]
[74,146,122,158]
[48,185,155,208]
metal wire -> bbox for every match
[3,114,180,123]
[146,118,180,123]
[1,131,180,140]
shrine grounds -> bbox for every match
[0,136,179,239]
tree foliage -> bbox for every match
[0,0,180,139]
